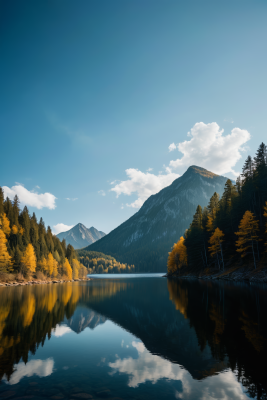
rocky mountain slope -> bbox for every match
[57,223,105,249]
[87,166,229,271]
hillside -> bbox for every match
[86,166,229,271]
[57,223,105,249]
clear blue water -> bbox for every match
[0,275,266,399]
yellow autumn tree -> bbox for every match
[11,225,18,235]
[63,258,72,280]
[167,237,188,275]
[39,257,47,274]
[264,201,267,248]
[47,253,54,276]
[235,210,260,269]
[72,259,80,279]
[209,228,225,270]
[0,213,11,236]
[53,258,58,277]
[0,229,13,272]
[21,244,36,273]
[206,215,214,232]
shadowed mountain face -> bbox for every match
[57,223,106,249]
[87,166,229,271]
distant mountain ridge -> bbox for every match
[57,223,105,249]
[86,166,229,271]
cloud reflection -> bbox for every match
[109,341,250,399]
[52,324,72,337]
[5,358,54,385]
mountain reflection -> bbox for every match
[0,278,267,399]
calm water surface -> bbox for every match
[0,274,267,400]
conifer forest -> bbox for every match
[168,142,267,278]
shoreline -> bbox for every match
[166,264,267,283]
[0,277,91,287]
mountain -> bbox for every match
[86,166,229,271]
[64,306,106,333]
[57,223,105,249]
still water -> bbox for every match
[0,275,266,400]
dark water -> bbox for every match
[0,275,267,400]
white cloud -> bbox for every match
[108,341,250,399]
[53,223,74,235]
[98,190,106,196]
[169,122,250,177]
[147,168,153,172]
[66,197,78,201]
[168,142,177,152]
[4,358,54,385]
[52,324,72,337]
[110,169,179,209]
[3,185,57,210]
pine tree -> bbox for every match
[254,142,267,171]
[66,244,75,261]
[209,228,225,270]
[63,258,72,279]
[21,244,37,273]
[264,201,267,249]
[0,229,13,272]
[207,192,220,218]
[12,195,20,227]
[0,187,4,215]
[235,211,260,269]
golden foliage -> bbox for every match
[167,281,188,319]
[11,225,18,235]
[0,213,11,236]
[167,237,188,274]
[0,229,13,271]
[21,244,37,273]
[47,253,54,276]
[235,211,260,257]
[63,258,72,280]
[209,228,224,257]
[72,259,80,279]
[206,215,214,232]
[21,294,36,327]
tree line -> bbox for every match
[78,250,135,274]
[168,142,267,275]
[0,190,87,280]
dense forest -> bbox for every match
[0,190,87,280]
[77,250,135,274]
[168,142,267,277]
[0,189,135,281]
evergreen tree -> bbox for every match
[209,228,225,270]
[66,244,75,261]
[12,195,20,227]
[0,187,4,215]
[235,211,260,269]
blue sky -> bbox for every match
[1,0,267,234]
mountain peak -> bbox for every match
[57,224,106,249]
[186,165,219,179]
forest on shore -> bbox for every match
[0,191,134,282]
[168,142,267,278]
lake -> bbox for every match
[0,274,266,400]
